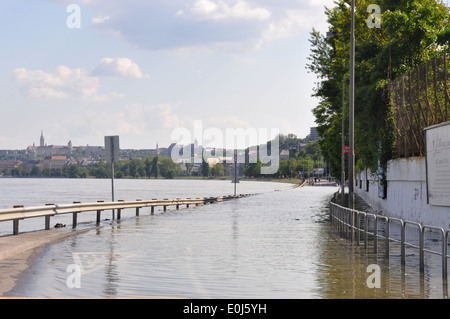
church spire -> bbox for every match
[40,129,45,147]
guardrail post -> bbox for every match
[12,205,23,235]
[97,201,104,225]
[136,200,142,216]
[13,220,19,235]
[45,203,53,230]
[117,200,124,219]
[73,202,80,228]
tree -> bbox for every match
[151,156,159,178]
[307,0,449,179]
[201,157,210,177]
[244,158,262,178]
[211,163,224,177]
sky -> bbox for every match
[0,0,335,150]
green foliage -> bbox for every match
[3,156,183,179]
[307,0,449,177]
[211,163,224,177]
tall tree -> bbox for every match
[307,0,449,179]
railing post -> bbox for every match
[419,226,425,273]
[350,209,354,243]
[401,221,406,266]
[356,211,360,246]
[443,231,448,279]
[385,219,390,259]
[374,216,378,254]
[364,214,368,249]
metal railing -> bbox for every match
[329,197,449,279]
[0,194,253,236]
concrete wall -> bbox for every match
[355,157,450,230]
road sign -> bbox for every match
[105,135,119,220]
[344,145,350,154]
[105,136,120,162]
[344,146,356,155]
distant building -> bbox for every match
[310,127,319,140]
[280,150,290,160]
[42,156,67,170]
[28,130,73,157]
[0,161,22,173]
[40,129,45,147]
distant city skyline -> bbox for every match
[0,0,334,150]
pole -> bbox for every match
[234,149,237,197]
[342,43,346,206]
[348,0,356,242]
[111,138,115,220]
[348,0,355,210]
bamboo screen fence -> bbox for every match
[388,51,450,158]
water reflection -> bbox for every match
[315,221,449,298]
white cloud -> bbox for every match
[190,0,271,21]
[71,0,335,52]
[12,65,124,102]
[92,57,149,79]
[92,16,110,24]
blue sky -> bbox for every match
[1,0,335,150]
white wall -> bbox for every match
[355,157,450,230]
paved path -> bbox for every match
[0,226,98,296]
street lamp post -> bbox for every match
[349,0,355,212]
[347,0,356,242]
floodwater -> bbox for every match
[0,178,447,298]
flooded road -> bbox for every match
[0,179,447,298]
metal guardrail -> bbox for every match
[0,194,254,236]
[329,197,449,279]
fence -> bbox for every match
[329,194,449,279]
[389,51,450,158]
[0,194,253,236]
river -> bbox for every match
[0,178,447,298]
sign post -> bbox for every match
[231,149,239,196]
[105,135,120,219]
